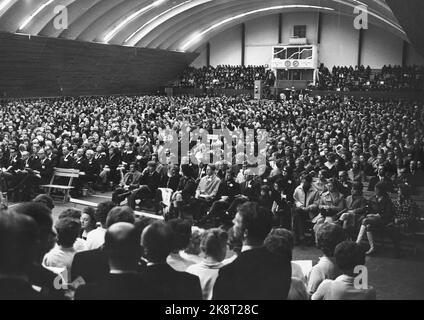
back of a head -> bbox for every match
[167,219,192,252]
[32,194,55,210]
[264,228,294,261]
[55,218,81,248]
[95,201,116,227]
[316,223,347,257]
[335,241,366,274]
[0,212,39,275]
[106,206,135,228]
[104,222,140,267]
[141,221,173,264]
[58,208,81,221]
[10,202,52,239]
[200,228,228,262]
[237,202,273,243]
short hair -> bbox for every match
[207,164,216,171]
[58,208,81,220]
[55,218,81,248]
[95,201,116,226]
[0,212,39,274]
[316,223,347,257]
[335,241,366,273]
[237,202,273,242]
[180,164,194,178]
[264,228,294,261]
[106,206,135,228]
[167,219,192,251]
[11,202,52,238]
[32,194,55,210]
[200,228,228,261]
[301,173,313,184]
[374,181,387,194]
[142,221,173,263]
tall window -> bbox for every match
[293,25,307,38]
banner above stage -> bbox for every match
[271,44,318,70]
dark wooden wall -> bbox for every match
[0,32,197,98]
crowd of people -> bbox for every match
[177,64,424,92]
[1,198,378,300]
[0,93,423,300]
[314,64,424,92]
[178,65,275,89]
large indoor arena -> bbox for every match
[0,0,423,304]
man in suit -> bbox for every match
[0,212,44,300]
[213,202,291,300]
[37,149,54,185]
[75,222,155,300]
[368,164,394,193]
[195,164,221,220]
[140,221,202,300]
[127,161,161,211]
[239,168,261,202]
[292,173,320,244]
[85,149,100,190]
[112,163,142,205]
[58,146,75,168]
[10,202,65,299]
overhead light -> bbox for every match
[125,0,193,44]
[104,0,167,43]
[180,5,335,51]
[19,0,55,31]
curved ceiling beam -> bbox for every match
[138,0,261,48]
[133,0,404,49]
[58,0,127,40]
[39,0,99,38]
[0,0,407,50]
[78,0,150,42]
[124,0,212,46]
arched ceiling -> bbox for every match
[0,0,407,52]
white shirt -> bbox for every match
[312,275,376,300]
[307,256,341,294]
[85,227,106,250]
[42,245,76,276]
[186,261,224,300]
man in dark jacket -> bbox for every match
[140,221,202,300]
[75,222,156,300]
[213,202,291,300]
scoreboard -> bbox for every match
[271,45,318,69]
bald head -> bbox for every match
[104,222,140,270]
